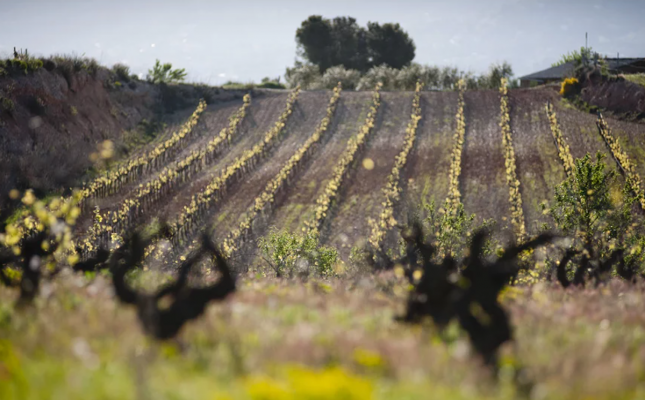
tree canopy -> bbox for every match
[295,15,415,73]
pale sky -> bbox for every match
[1,0,643,84]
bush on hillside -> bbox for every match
[147,59,187,84]
[258,228,339,277]
[284,63,322,89]
[357,64,398,91]
[560,77,579,97]
[319,66,361,89]
[256,77,287,89]
[112,63,131,82]
[395,63,428,90]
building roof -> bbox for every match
[520,58,645,81]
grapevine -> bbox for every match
[368,82,422,251]
[78,95,252,256]
[545,101,575,178]
[596,112,645,211]
[499,78,527,242]
[444,79,467,215]
[167,87,301,248]
[305,83,383,239]
[80,99,208,204]
[221,84,343,257]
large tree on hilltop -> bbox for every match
[295,16,335,72]
[295,15,415,73]
[366,22,416,69]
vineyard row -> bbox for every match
[368,82,422,251]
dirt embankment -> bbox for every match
[581,78,645,120]
[0,65,248,219]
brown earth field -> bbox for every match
[75,87,645,268]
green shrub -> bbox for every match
[284,63,322,89]
[221,81,255,90]
[147,59,187,84]
[1,97,14,112]
[357,64,398,90]
[112,63,131,82]
[258,228,339,277]
[320,66,361,90]
[256,77,287,89]
[624,73,645,88]
[546,152,645,274]
[421,201,495,260]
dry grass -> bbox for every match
[2,270,645,399]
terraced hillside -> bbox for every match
[77,86,645,269]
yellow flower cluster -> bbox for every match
[80,99,207,202]
[1,190,82,266]
[78,96,252,256]
[545,102,575,177]
[596,113,645,211]
[368,82,422,250]
[499,78,527,242]
[560,77,579,97]
[170,87,301,246]
[246,365,372,400]
[222,84,342,257]
[306,83,383,238]
[444,79,467,215]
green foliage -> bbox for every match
[256,77,286,89]
[49,54,102,80]
[319,65,361,89]
[552,47,596,67]
[1,97,14,112]
[365,22,416,70]
[258,228,338,277]
[395,63,432,90]
[285,63,322,89]
[552,47,610,79]
[111,63,131,82]
[479,62,514,89]
[285,60,516,91]
[220,81,256,90]
[295,16,414,73]
[356,64,399,91]
[547,153,645,270]
[421,201,495,260]
[624,73,645,87]
[147,59,187,84]
[548,153,614,246]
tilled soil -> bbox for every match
[239,92,373,268]
[460,90,513,238]
[508,89,566,234]
[204,91,332,244]
[140,93,291,227]
[321,92,413,260]
[73,87,645,264]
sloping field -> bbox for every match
[321,92,413,259]
[460,90,513,235]
[76,87,645,266]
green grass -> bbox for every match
[2,273,645,399]
[624,73,645,88]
